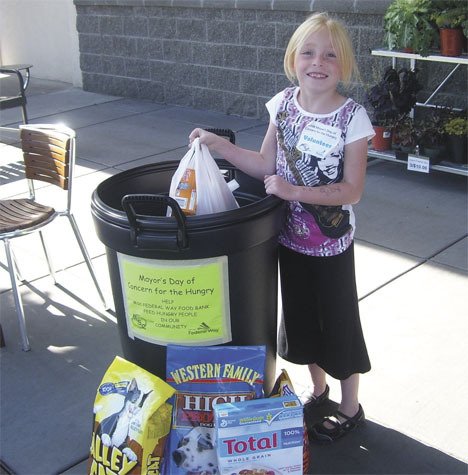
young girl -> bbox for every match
[189,12,373,443]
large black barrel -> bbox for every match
[91,159,285,393]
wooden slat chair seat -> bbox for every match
[0,199,55,234]
[0,124,107,351]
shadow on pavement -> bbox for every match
[306,403,467,475]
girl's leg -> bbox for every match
[309,372,364,441]
[308,366,361,416]
[308,363,327,397]
[339,373,360,417]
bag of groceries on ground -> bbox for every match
[168,137,239,216]
[87,356,175,475]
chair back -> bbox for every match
[19,125,76,209]
[2,123,107,351]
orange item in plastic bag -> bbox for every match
[169,138,238,216]
[174,168,197,216]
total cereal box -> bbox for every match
[213,395,303,475]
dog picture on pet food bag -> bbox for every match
[171,426,217,474]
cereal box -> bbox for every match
[213,395,303,475]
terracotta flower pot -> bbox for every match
[372,126,393,151]
[439,28,464,57]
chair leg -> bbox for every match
[3,239,31,351]
[21,103,29,124]
[67,214,108,309]
[0,324,5,348]
[10,247,25,282]
[39,230,57,284]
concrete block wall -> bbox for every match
[74,0,466,119]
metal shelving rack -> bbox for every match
[368,49,468,177]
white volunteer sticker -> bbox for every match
[296,121,341,158]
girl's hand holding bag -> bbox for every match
[169,138,239,216]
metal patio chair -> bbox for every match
[0,64,32,124]
[0,124,107,351]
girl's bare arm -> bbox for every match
[189,122,277,180]
[264,137,368,205]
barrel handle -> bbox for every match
[205,128,235,144]
[205,128,236,182]
[121,194,189,250]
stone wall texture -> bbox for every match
[74,0,466,119]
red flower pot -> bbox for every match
[439,28,464,57]
[372,126,393,151]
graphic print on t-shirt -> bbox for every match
[276,110,352,240]
[267,86,374,256]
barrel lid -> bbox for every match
[91,160,284,232]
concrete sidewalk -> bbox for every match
[0,78,467,475]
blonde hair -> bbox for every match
[283,12,359,86]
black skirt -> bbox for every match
[278,243,371,380]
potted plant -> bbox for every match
[366,67,423,151]
[393,116,418,160]
[431,1,467,56]
[443,114,468,164]
[417,110,447,162]
[384,0,439,57]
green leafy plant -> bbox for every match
[431,1,467,28]
[429,1,467,56]
[433,9,466,28]
[384,0,439,56]
[442,112,468,164]
[443,116,468,136]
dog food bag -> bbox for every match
[213,395,303,475]
[88,356,175,475]
[268,370,310,474]
[164,345,266,475]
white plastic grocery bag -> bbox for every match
[169,138,239,216]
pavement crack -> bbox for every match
[358,234,467,301]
